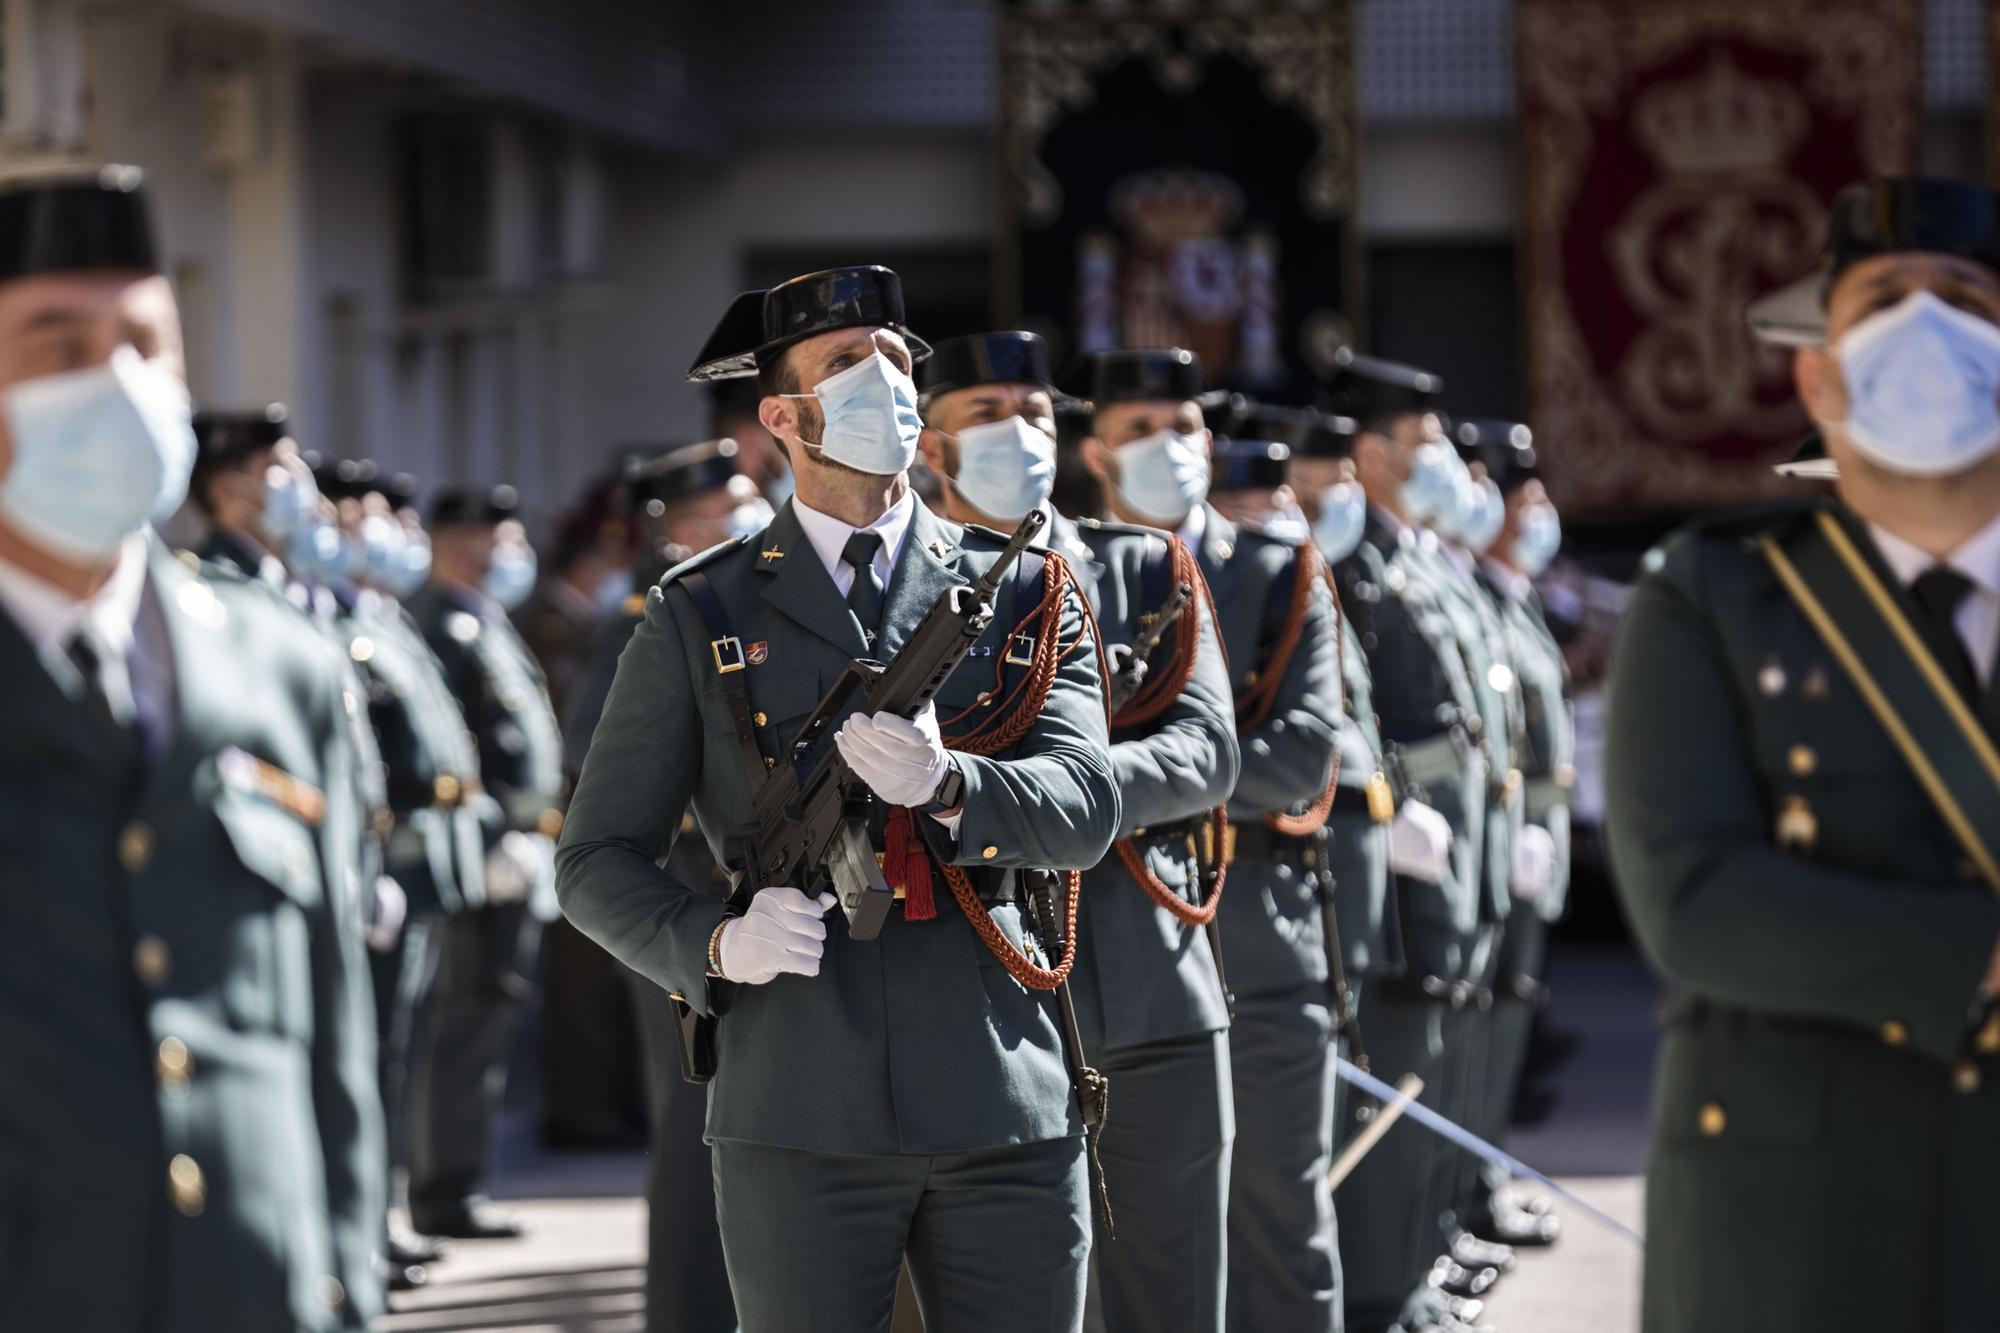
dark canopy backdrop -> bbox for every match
[996,2,1360,406]
[1518,0,1921,518]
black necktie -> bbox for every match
[1910,565,1979,699]
[67,629,145,775]
[844,531,886,644]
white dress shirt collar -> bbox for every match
[792,490,915,596]
[0,534,149,665]
[1868,512,2000,684]
[1176,502,1208,556]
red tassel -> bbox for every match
[884,807,937,921]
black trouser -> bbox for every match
[408,901,543,1225]
[542,915,646,1143]
[1475,911,1550,1214]
[628,969,738,1333]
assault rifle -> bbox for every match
[734,508,1046,940]
[676,509,1046,1083]
[1105,579,1193,716]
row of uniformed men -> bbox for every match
[554,263,1574,1333]
[0,160,579,1329]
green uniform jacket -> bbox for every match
[1326,609,1396,975]
[1335,512,1486,982]
[346,591,488,916]
[407,583,567,916]
[1199,508,1343,998]
[1424,542,1524,926]
[1057,512,1240,1052]
[1608,498,2000,1333]
[1481,566,1572,923]
[563,602,642,777]
[557,497,1120,1156]
[0,544,384,1332]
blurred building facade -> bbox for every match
[11,0,1988,523]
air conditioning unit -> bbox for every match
[0,0,85,150]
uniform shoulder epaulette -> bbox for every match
[1073,515,1158,542]
[658,534,752,588]
[1674,495,1825,540]
[1231,519,1304,552]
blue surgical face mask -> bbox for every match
[358,513,406,583]
[380,529,431,599]
[0,346,196,561]
[1836,289,2000,477]
[727,495,775,540]
[1112,427,1210,525]
[485,542,538,610]
[1400,438,1464,527]
[1313,480,1368,564]
[1512,502,1562,577]
[1457,477,1506,553]
[289,519,359,585]
[262,464,319,542]
[948,415,1056,523]
[784,352,923,476]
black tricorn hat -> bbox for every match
[1324,349,1445,423]
[1220,396,1312,448]
[625,438,741,512]
[687,266,933,382]
[1750,177,2000,347]
[1211,438,1291,493]
[313,457,380,503]
[193,403,290,465]
[1077,347,1204,411]
[428,484,519,529]
[0,163,158,285]
[1452,418,1539,491]
[1296,409,1361,459]
[916,330,1058,405]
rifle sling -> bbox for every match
[1759,511,2000,892]
[680,571,771,794]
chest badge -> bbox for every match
[746,641,769,666]
[1776,796,1818,855]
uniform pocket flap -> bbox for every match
[213,786,323,907]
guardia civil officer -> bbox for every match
[1325,354,1494,1333]
[915,333,1242,1333]
[563,437,757,1333]
[1610,177,2000,1333]
[1456,420,1571,1249]
[558,268,1120,1332]
[404,485,566,1240]
[1076,351,1344,1333]
[0,163,384,1330]
[187,402,313,588]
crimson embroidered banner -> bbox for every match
[1518,0,1920,515]
[996,2,1359,403]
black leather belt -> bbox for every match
[1226,821,1316,864]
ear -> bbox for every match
[918,427,948,478]
[1199,427,1214,460]
[1081,436,1112,483]
[758,394,797,442]
[1794,345,1847,424]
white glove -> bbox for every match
[1511,824,1557,901]
[482,829,545,904]
[1388,800,1454,884]
[366,875,407,954]
[718,887,837,985]
[834,706,953,809]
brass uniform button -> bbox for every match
[981,845,999,860]
[1976,1012,2000,1055]
[1776,797,1817,853]
[1954,1061,1982,1094]
[1880,1020,1909,1048]
[1757,658,1786,697]
[157,1036,192,1092]
[1787,745,1817,777]
[1697,1102,1727,1137]
[433,774,462,805]
[1801,667,1832,700]
[133,936,172,987]
[168,1155,205,1215]
[315,1275,346,1311]
[753,711,768,727]
[118,823,156,874]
